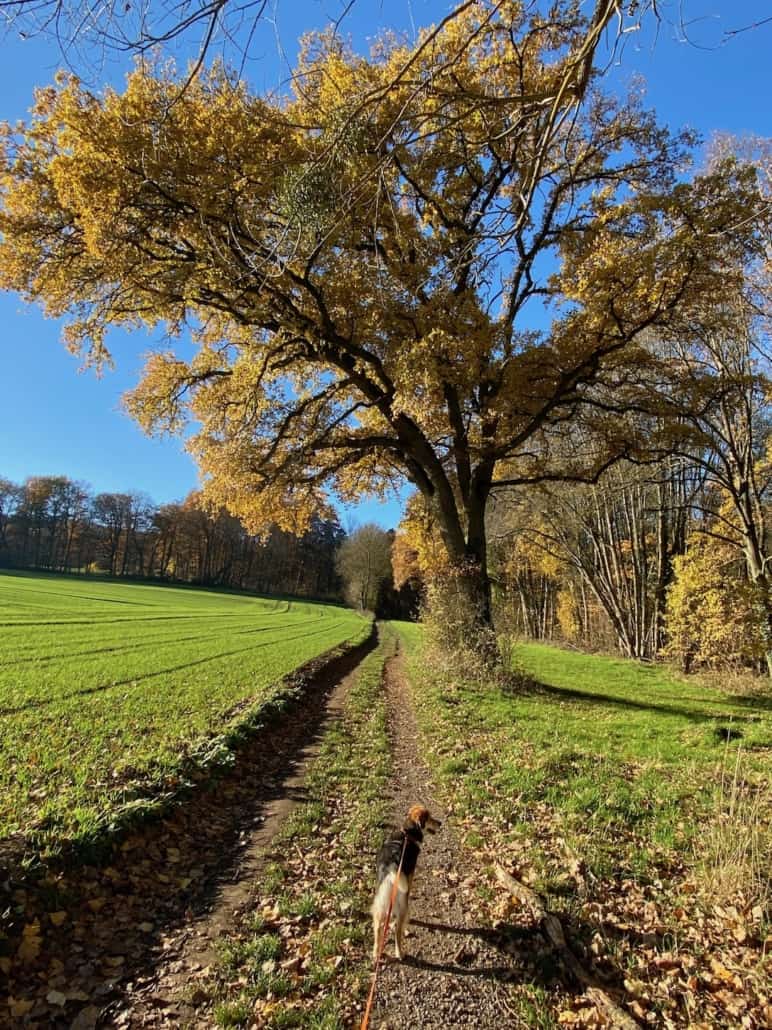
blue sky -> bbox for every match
[1,0,770,529]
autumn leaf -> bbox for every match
[17,921,41,964]
[8,998,35,1019]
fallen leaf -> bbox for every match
[709,957,736,987]
[17,922,41,964]
[558,1011,580,1025]
[70,1004,100,1030]
[630,1000,647,1020]
[8,998,34,1018]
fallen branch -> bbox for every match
[494,864,640,1030]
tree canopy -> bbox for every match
[0,0,766,625]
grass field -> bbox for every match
[395,626,772,1026]
[0,570,368,851]
[397,626,771,877]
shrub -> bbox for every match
[421,568,526,690]
[663,540,764,671]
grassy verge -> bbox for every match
[0,570,368,854]
[394,623,772,1028]
[209,629,394,1029]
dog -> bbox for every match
[371,804,441,962]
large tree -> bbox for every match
[0,1,764,629]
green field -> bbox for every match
[396,624,772,875]
[0,571,367,850]
[391,629,772,1027]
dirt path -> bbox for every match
[7,630,550,1029]
[114,643,370,1029]
[119,636,536,1028]
[3,634,374,1029]
[371,651,527,1029]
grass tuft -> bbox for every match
[698,740,771,918]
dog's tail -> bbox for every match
[371,870,409,920]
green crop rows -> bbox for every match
[0,571,367,851]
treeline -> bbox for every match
[0,475,343,599]
[491,441,770,672]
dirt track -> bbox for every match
[370,651,528,1028]
[6,629,552,1028]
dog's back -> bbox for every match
[371,828,419,962]
[375,827,422,886]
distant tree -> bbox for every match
[48,476,90,570]
[499,460,697,659]
[336,524,392,612]
[0,469,346,595]
[295,515,345,597]
[14,475,78,567]
[638,309,772,669]
[91,492,132,575]
[0,477,22,563]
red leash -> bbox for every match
[360,835,407,1030]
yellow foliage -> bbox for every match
[663,538,765,669]
[556,588,580,641]
[0,4,763,549]
[394,494,449,584]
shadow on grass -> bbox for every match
[730,690,772,713]
[518,679,758,725]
